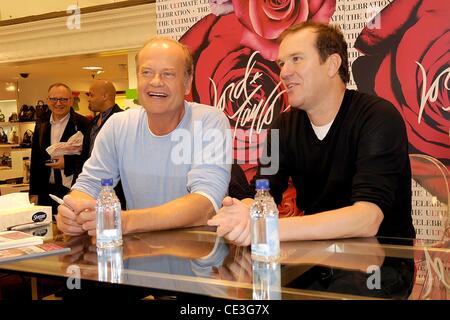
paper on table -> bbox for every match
[46,131,84,158]
[0,242,71,263]
[0,230,43,250]
[0,192,34,213]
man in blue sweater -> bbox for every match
[57,37,231,236]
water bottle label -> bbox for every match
[251,215,280,259]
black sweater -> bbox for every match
[256,89,415,238]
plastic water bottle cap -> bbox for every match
[255,179,270,190]
[100,178,113,186]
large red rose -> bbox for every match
[232,0,336,60]
[181,14,288,180]
[353,0,449,172]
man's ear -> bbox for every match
[327,53,342,78]
[184,74,193,96]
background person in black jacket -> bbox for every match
[74,79,126,209]
[29,83,89,215]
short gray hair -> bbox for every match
[47,82,72,95]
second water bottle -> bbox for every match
[96,178,123,248]
[250,179,280,262]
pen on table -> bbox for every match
[9,221,50,231]
[49,194,74,211]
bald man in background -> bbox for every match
[74,80,126,208]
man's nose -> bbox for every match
[150,73,163,86]
[280,63,293,80]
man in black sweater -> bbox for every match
[208,21,415,244]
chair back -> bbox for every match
[409,154,449,242]
[409,154,450,300]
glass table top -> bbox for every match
[0,225,448,300]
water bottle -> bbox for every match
[252,260,281,300]
[97,246,124,283]
[96,178,123,248]
[250,179,280,262]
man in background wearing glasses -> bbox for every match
[29,83,89,216]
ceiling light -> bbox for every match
[82,66,103,71]
[5,83,16,91]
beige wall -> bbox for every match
[0,1,116,20]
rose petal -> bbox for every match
[233,0,310,39]
[249,0,309,39]
[240,28,279,61]
[403,107,450,156]
[181,14,220,54]
[308,0,327,15]
[232,0,252,31]
[260,0,294,20]
[355,0,422,54]
[374,52,402,112]
[309,0,336,23]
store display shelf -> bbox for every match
[0,144,20,148]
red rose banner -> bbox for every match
[181,13,288,179]
[353,0,450,171]
[156,0,449,220]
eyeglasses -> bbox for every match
[48,97,70,103]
